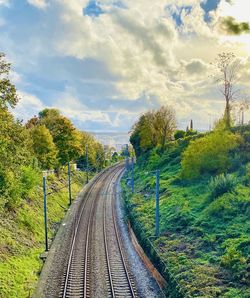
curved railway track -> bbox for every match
[103,170,136,298]
[60,164,136,298]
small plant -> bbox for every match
[209,173,237,199]
[246,163,250,178]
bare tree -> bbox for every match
[213,52,240,128]
[236,97,250,125]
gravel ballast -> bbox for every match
[34,166,164,297]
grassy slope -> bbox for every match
[123,139,250,297]
[0,171,87,297]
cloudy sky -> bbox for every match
[0,0,250,132]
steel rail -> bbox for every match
[83,165,124,297]
[61,170,107,298]
[103,168,136,298]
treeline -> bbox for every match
[0,53,105,210]
[130,106,250,179]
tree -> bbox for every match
[31,125,58,169]
[78,131,105,171]
[0,53,19,109]
[212,52,239,128]
[130,106,176,156]
[39,109,83,165]
[0,108,36,208]
[237,98,249,126]
[154,106,176,149]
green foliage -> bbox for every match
[31,125,58,169]
[77,131,105,171]
[185,129,198,137]
[130,106,176,156]
[125,125,250,296]
[221,240,249,283]
[0,172,86,297]
[19,166,40,198]
[181,130,240,179]
[39,109,83,165]
[0,109,36,209]
[0,53,19,109]
[209,174,237,200]
[174,130,186,140]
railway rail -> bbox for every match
[60,164,136,298]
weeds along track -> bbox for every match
[60,164,136,298]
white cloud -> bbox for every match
[12,92,45,121]
[0,0,9,6]
[218,0,250,22]
[27,0,48,10]
[3,0,250,130]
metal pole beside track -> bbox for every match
[155,169,160,238]
[43,176,49,251]
[131,157,135,194]
[86,144,89,184]
[68,161,72,206]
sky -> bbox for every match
[0,0,250,132]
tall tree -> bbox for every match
[153,106,176,149]
[39,109,83,165]
[130,106,176,156]
[0,53,19,109]
[31,125,58,170]
[213,52,239,128]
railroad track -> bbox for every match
[60,170,105,298]
[60,164,136,298]
[103,169,137,298]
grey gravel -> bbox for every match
[115,173,165,298]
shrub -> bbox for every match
[20,166,40,198]
[209,174,237,199]
[181,130,241,179]
[174,130,186,140]
[221,246,248,282]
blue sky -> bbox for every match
[0,0,250,132]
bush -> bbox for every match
[181,130,241,179]
[209,174,237,199]
[174,130,186,140]
[221,246,248,282]
[20,166,40,198]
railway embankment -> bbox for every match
[123,127,250,297]
[0,171,86,298]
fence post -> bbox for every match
[155,169,160,238]
[43,176,49,252]
[68,161,72,206]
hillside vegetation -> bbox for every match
[124,107,250,297]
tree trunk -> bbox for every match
[224,96,231,128]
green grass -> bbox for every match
[123,143,250,297]
[0,170,87,298]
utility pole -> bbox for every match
[68,161,72,206]
[43,176,49,252]
[155,169,160,238]
[86,144,89,184]
[131,157,135,194]
[125,144,129,171]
